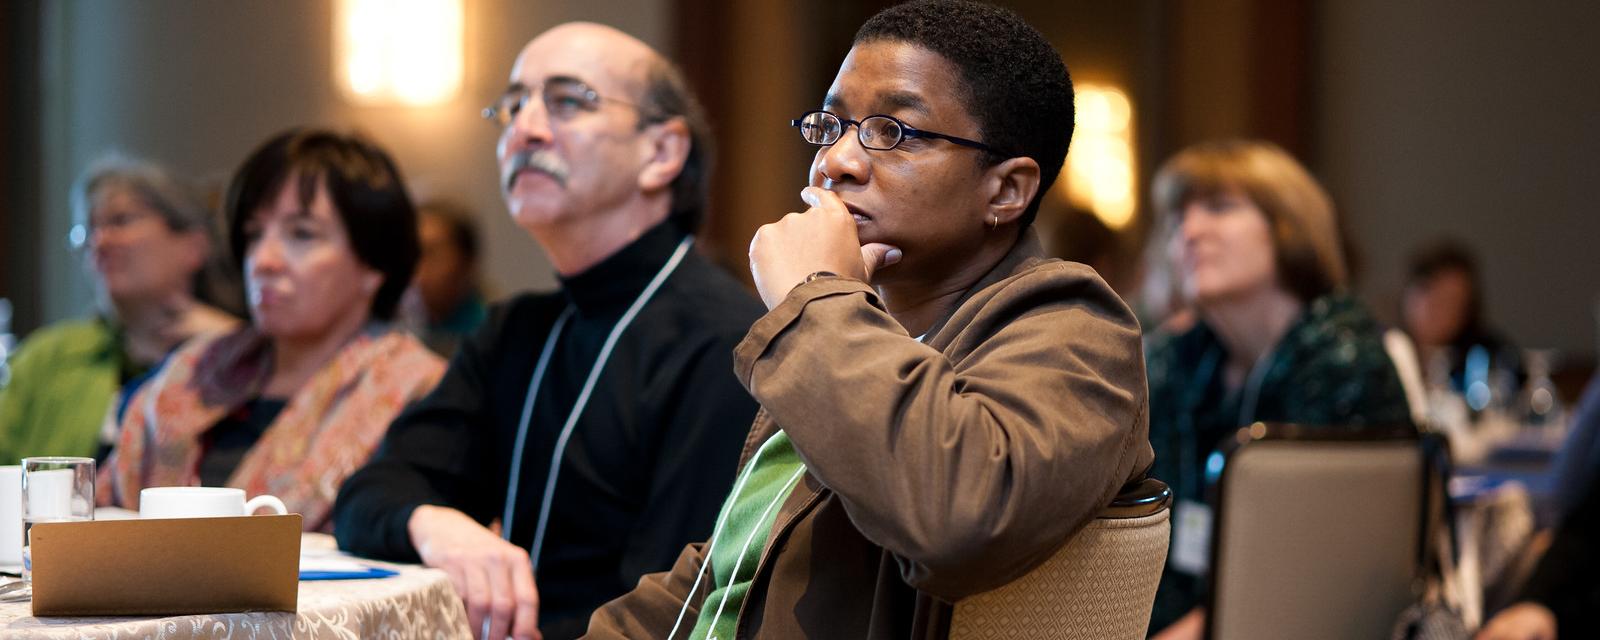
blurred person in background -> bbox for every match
[1144,140,1414,638]
[1401,240,1519,394]
[98,129,445,532]
[0,156,238,464]
[405,200,488,358]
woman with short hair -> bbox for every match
[1144,140,1414,637]
[100,129,445,531]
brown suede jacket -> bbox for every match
[585,231,1153,639]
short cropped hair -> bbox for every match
[1152,139,1347,304]
[71,154,247,315]
[855,0,1074,228]
[224,129,420,321]
[640,58,714,232]
[71,154,209,235]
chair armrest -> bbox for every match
[1104,477,1171,519]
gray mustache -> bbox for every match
[504,149,570,190]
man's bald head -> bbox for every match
[516,23,659,96]
[509,22,713,230]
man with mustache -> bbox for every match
[333,22,763,640]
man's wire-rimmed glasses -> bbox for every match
[790,110,994,153]
[483,76,656,127]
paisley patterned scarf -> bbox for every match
[99,326,444,531]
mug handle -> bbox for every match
[244,495,289,516]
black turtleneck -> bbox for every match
[334,222,764,639]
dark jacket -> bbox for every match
[1519,374,1600,636]
[586,230,1153,639]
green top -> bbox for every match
[0,317,138,464]
[688,430,807,640]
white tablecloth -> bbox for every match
[0,533,472,639]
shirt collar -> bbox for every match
[557,221,689,317]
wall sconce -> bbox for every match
[1062,84,1136,230]
[335,0,464,106]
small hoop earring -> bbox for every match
[988,215,999,231]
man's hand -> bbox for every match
[749,187,901,309]
[409,505,543,640]
[1476,602,1557,640]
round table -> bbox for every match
[0,534,472,639]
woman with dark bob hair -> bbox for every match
[100,129,445,531]
[1143,140,1414,638]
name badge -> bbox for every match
[1170,499,1212,576]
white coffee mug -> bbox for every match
[0,466,19,565]
[139,487,288,519]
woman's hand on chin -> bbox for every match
[749,187,901,310]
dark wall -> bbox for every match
[2,1,43,334]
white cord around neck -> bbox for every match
[501,308,573,537]
[698,466,806,639]
[666,433,803,640]
[501,235,695,570]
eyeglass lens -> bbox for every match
[797,112,905,150]
[490,79,601,126]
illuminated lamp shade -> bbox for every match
[1061,84,1136,230]
[335,0,463,106]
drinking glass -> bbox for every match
[21,457,94,582]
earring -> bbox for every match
[988,214,999,231]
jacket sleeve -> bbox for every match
[732,266,1151,600]
[1519,468,1600,634]
[584,542,711,639]
[332,308,508,561]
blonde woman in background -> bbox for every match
[1143,140,1414,638]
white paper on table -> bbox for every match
[298,544,390,574]
[298,556,384,573]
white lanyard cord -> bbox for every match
[501,307,574,537]
[665,436,804,640]
[698,466,806,640]
[502,236,695,570]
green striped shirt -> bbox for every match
[688,430,806,640]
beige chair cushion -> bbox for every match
[950,509,1170,640]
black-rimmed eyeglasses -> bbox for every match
[790,110,994,153]
[483,77,656,127]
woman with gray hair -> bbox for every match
[0,155,237,464]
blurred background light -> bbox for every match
[1062,83,1136,230]
[336,0,463,106]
